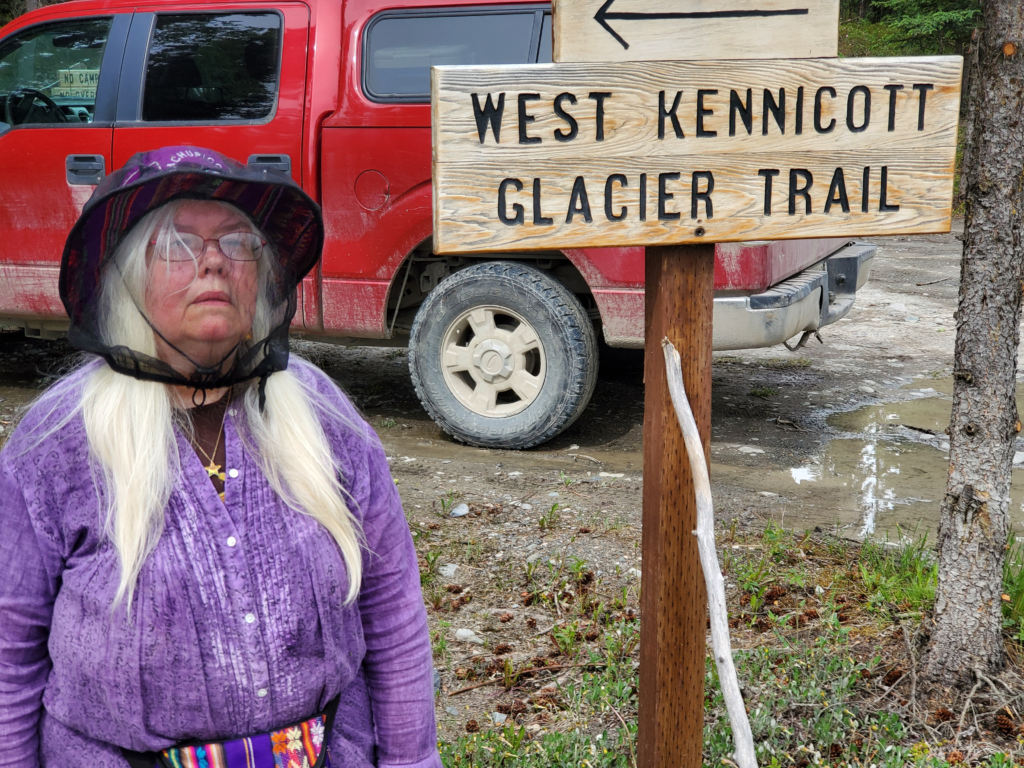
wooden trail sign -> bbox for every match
[430,4,961,766]
[553,0,839,62]
[431,56,962,254]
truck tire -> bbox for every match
[408,261,598,449]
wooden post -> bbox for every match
[639,243,714,768]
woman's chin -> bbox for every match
[156,326,252,373]
[187,320,250,347]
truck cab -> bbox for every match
[0,0,874,447]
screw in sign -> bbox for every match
[430,2,961,765]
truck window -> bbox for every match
[0,18,112,126]
[142,12,281,123]
[538,12,551,64]
[363,7,549,102]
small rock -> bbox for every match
[490,712,508,724]
[757,491,778,498]
[815,585,825,596]
[568,444,580,450]
[904,315,919,323]
[449,503,471,518]
[508,471,522,477]
[598,471,625,478]
[439,564,459,579]
[520,503,533,510]
[548,492,559,497]
[628,568,641,579]
[445,707,459,716]
[858,386,875,394]
[889,302,907,312]
[738,446,764,454]
[526,552,544,563]
[455,628,484,645]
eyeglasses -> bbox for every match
[149,232,266,262]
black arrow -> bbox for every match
[593,1,810,50]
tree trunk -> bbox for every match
[923,1,1024,684]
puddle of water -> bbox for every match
[723,387,1024,542]
[828,396,953,435]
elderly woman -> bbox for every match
[0,147,439,768]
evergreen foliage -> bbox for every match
[842,0,980,54]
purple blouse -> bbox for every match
[0,360,440,768]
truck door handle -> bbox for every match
[66,154,105,185]
[247,154,291,176]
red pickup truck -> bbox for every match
[0,0,874,448]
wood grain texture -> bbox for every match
[553,0,838,63]
[433,150,955,252]
[432,56,961,252]
[432,57,962,163]
[640,244,712,768]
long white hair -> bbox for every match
[32,201,363,608]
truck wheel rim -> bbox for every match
[440,306,545,417]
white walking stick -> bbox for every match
[661,337,757,768]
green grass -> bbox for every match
[838,17,949,58]
[705,627,889,766]
[437,489,463,517]
[750,386,780,398]
[1002,535,1024,642]
[763,357,813,370]
[857,534,938,615]
[440,724,634,768]
[435,525,1024,768]
[440,618,640,767]
[538,503,562,531]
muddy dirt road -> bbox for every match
[1,220,1018,546]
[312,218,1024,545]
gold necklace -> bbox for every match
[192,414,227,485]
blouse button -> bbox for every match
[227,536,237,548]
[228,468,240,479]
[257,688,268,698]
[229,409,237,417]
[245,613,256,624]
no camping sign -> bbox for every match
[430,2,961,765]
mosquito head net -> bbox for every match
[60,146,323,401]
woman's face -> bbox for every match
[144,200,261,371]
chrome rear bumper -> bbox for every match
[711,241,875,351]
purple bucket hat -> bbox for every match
[59,146,324,396]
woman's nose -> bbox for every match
[198,240,229,273]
